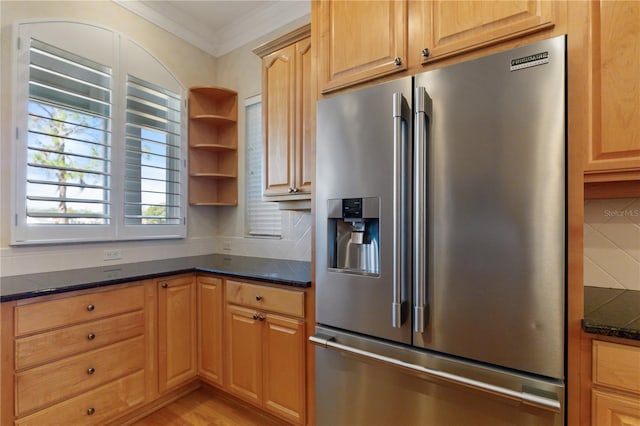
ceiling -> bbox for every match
[113,0,311,57]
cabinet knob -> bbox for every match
[288,187,294,193]
[87,333,96,340]
[87,407,95,416]
[161,282,168,288]
[252,313,259,320]
[255,295,263,301]
[421,48,430,58]
[86,304,95,312]
[87,367,95,375]
[394,57,402,66]
[292,187,300,193]
[258,314,266,321]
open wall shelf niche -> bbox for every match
[188,86,238,206]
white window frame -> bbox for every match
[11,21,187,245]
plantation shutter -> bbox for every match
[124,75,183,225]
[245,98,281,237]
[25,39,112,225]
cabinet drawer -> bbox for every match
[15,370,145,426]
[16,336,145,415]
[226,280,304,317]
[15,310,144,370]
[15,285,144,336]
[593,340,640,394]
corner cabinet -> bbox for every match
[254,25,314,201]
[188,87,238,206]
[197,275,224,387]
[579,1,640,184]
[316,0,407,93]
[157,275,198,393]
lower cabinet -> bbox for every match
[591,340,640,425]
[1,284,148,426]
[197,275,224,387]
[1,273,306,425]
[157,275,198,393]
[226,280,306,425]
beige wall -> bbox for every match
[0,2,311,277]
[213,15,312,262]
[0,1,220,275]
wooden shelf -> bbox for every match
[188,87,238,206]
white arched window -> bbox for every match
[12,21,186,244]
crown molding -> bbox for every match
[216,2,310,57]
[252,23,310,58]
[112,0,310,58]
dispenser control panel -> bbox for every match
[342,198,363,219]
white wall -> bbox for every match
[0,1,220,276]
[584,198,640,290]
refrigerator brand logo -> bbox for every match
[510,52,549,72]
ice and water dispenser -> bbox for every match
[327,197,380,275]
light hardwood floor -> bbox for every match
[132,387,286,426]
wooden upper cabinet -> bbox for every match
[417,1,556,64]
[295,38,314,194]
[255,25,313,200]
[582,0,640,181]
[317,0,407,93]
[264,44,296,197]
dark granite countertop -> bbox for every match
[583,286,640,341]
[0,254,311,302]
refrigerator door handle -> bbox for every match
[309,334,561,414]
[391,92,408,328]
[413,87,432,333]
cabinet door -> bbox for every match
[419,1,555,63]
[197,276,223,387]
[295,38,313,194]
[226,305,262,405]
[318,0,407,93]
[592,389,640,426]
[157,276,197,393]
[583,1,640,178]
[262,313,306,425]
[263,44,296,197]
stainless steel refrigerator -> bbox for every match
[312,36,566,425]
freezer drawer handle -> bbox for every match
[309,334,561,413]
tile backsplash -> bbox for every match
[584,198,640,290]
[215,210,312,262]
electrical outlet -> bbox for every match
[222,242,232,251]
[103,249,122,261]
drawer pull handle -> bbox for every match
[87,407,95,416]
[161,282,168,289]
[87,333,96,340]
[87,304,95,311]
[87,367,95,375]
[255,295,263,301]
